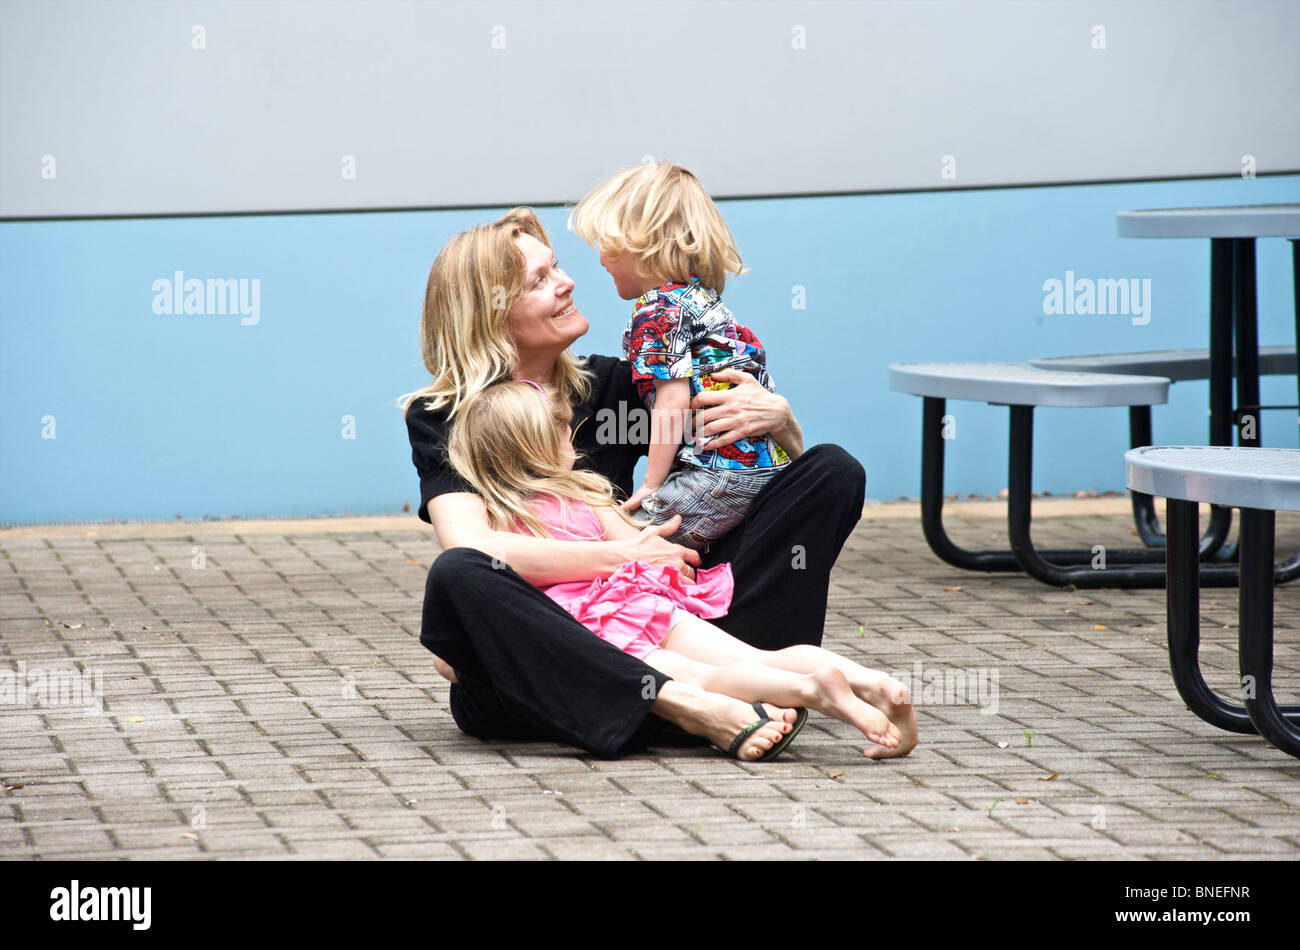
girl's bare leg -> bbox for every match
[757,647,917,759]
[661,615,918,758]
[648,634,901,754]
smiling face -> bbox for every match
[505,233,589,362]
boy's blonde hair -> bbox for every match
[569,162,747,293]
[400,208,591,419]
[447,381,642,540]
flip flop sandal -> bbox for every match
[761,706,808,761]
[726,703,809,762]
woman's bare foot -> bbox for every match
[658,682,798,760]
[431,654,458,684]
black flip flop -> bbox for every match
[727,703,808,762]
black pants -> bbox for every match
[419,444,867,758]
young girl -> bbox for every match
[569,162,788,552]
[446,380,917,760]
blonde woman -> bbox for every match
[444,381,916,759]
[403,206,867,759]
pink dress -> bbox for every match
[526,494,735,660]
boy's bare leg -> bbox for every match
[660,615,918,758]
[648,638,900,754]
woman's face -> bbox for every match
[506,233,588,358]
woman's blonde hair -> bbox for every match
[568,162,747,293]
[400,207,591,419]
[447,381,642,539]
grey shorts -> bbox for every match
[633,466,781,551]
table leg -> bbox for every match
[1233,238,1262,448]
[1210,239,1235,448]
[1238,507,1300,758]
[1292,239,1299,432]
[1204,239,1236,560]
[1220,237,1300,586]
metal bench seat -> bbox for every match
[889,362,1169,407]
[889,361,1296,589]
[1029,345,1296,382]
[1030,347,1298,551]
[1127,446,1300,510]
[1125,446,1300,758]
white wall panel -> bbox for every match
[2,0,1297,217]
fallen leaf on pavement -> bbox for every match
[1015,797,1029,804]
[1036,772,1060,782]
[1093,624,1108,630]
[4,784,24,791]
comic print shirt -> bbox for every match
[621,276,790,472]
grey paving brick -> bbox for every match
[2,505,1297,860]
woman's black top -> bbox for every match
[404,355,647,525]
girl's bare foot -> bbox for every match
[665,683,798,760]
[799,668,902,753]
[860,679,917,760]
[838,668,918,759]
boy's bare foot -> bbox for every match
[659,683,798,760]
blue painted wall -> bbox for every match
[2,175,1297,524]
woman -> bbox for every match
[403,208,866,759]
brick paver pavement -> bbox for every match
[2,500,1297,860]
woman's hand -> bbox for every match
[618,516,701,580]
[691,369,805,458]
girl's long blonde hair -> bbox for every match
[400,208,591,419]
[447,381,642,539]
[568,162,747,293]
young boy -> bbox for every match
[569,162,790,551]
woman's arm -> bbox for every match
[427,492,699,587]
[691,368,804,458]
